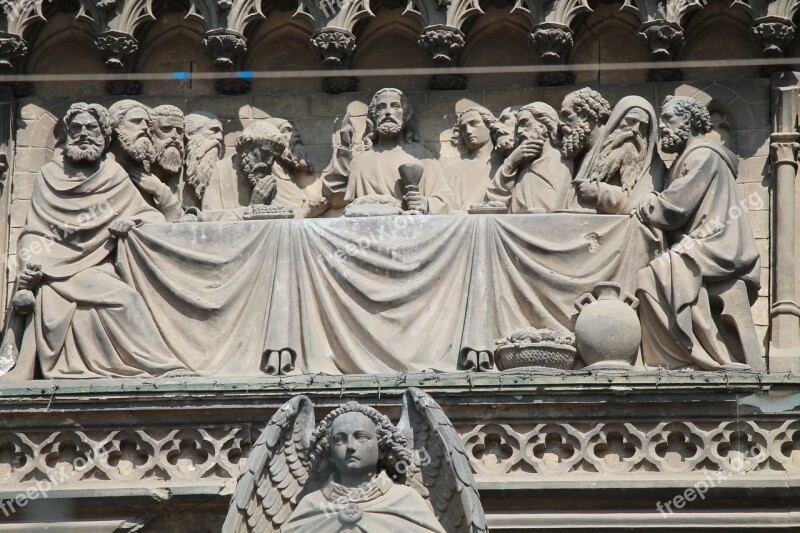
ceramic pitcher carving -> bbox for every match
[574,282,641,368]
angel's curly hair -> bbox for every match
[662,95,713,134]
[450,106,505,153]
[307,401,414,484]
[563,88,611,125]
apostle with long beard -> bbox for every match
[566,95,666,214]
[7,103,189,379]
[107,100,183,222]
[182,112,224,210]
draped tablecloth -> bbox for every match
[117,214,661,376]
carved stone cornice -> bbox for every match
[95,30,139,70]
[637,20,684,58]
[418,24,465,65]
[202,29,247,70]
[0,33,28,72]
[752,16,796,57]
[310,28,356,68]
[530,22,573,62]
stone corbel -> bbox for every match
[0,33,28,73]
[203,29,247,70]
[95,30,139,70]
[419,25,466,90]
[529,23,575,87]
[752,16,796,57]
[636,20,684,82]
[310,28,356,68]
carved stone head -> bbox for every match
[450,106,503,154]
[184,112,224,198]
[108,99,155,165]
[234,121,287,186]
[266,117,312,174]
[366,88,421,146]
[659,96,713,154]
[151,104,185,175]
[559,88,611,159]
[62,103,112,165]
[516,102,560,148]
[307,401,413,485]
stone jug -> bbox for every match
[574,282,641,368]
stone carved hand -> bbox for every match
[307,196,330,218]
[108,219,137,238]
[129,169,165,198]
[577,180,600,205]
[250,175,277,206]
[17,264,42,291]
[404,189,429,214]
[339,124,355,148]
[506,139,543,169]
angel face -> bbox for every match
[330,412,380,485]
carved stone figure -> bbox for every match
[322,88,454,214]
[265,117,329,218]
[203,120,287,211]
[107,100,183,221]
[566,96,666,214]
[556,88,611,210]
[150,104,185,200]
[484,102,573,213]
[443,106,505,211]
[634,96,761,370]
[4,103,189,379]
[183,111,224,209]
[222,388,486,533]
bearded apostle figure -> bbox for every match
[182,111,224,209]
[565,95,666,214]
[6,103,189,379]
[107,100,184,221]
[634,96,761,370]
[323,88,454,214]
[484,102,573,213]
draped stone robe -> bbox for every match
[636,140,761,370]
[18,153,186,378]
[343,142,454,214]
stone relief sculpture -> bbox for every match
[265,117,329,218]
[183,111,225,209]
[107,100,184,222]
[567,96,666,214]
[150,104,186,202]
[0,89,768,379]
[443,106,505,211]
[483,102,573,213]
[222,388,487,532]
[322,88,455,215]
[203,120,287,212]
[1,103,190,379]
[634,96,762,370]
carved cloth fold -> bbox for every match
[117,214,660,375]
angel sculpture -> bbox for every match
[223,387,487,533]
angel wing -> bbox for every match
[222,395,315,533]
[398,387,488,533]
